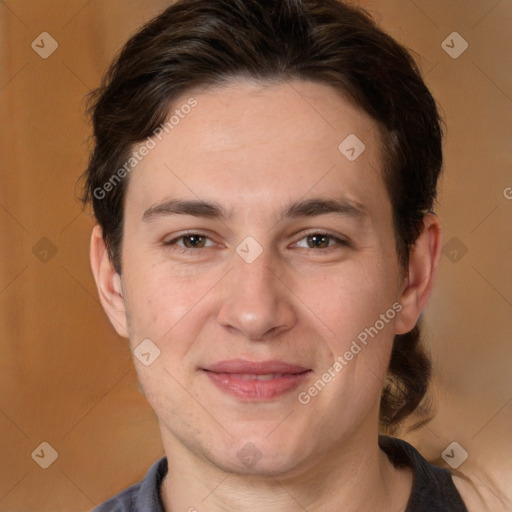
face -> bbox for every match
[111,80,409,475]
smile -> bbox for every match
[202,359,312,400]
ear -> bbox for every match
[395,213,443,335]
[90,225,129,338]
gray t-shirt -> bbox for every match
[94,435,468,511]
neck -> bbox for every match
[160,429,412,512]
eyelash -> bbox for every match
[163,231,351,254]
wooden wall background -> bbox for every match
[1,0,511,510]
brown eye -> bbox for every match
[293,232,350,251]
[306,234,331,249]
[164,233,215,250]
[181,234,207,248]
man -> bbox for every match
[83,0,486,510]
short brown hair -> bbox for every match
[82,0,443,431]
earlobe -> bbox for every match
[395,213,443,335]
[90,225,129,338]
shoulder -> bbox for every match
[452,475,486,512]
[452,472,511,512]
[380,435,469,511]
[93,483,139,512]
[92,457,168,512]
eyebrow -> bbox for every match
[281,197,367,221]
[141,197,368,223]
[142,199,230,222]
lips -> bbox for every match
[202,359,311,400]
[205,359,310,374]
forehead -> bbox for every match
[125,79,390,223]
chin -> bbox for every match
[205,432,312,477]
[213,447,305,477]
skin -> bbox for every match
[91,79,445,511]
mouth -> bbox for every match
[202,359,312,401]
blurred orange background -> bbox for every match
[1,0,511,510]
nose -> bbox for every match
[216,249,297,341]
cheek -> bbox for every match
[134,359,202,435]
[296,260,399,344]
[122,259,216,351]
